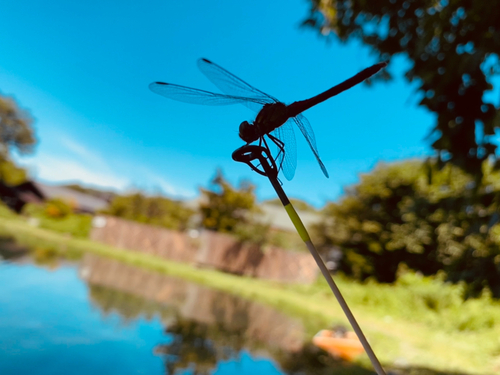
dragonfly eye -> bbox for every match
[239,121,257,143]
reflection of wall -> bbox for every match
[90,216,318,283]
[80,254,305,352]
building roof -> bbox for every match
[34,182,109,213]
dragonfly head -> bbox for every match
[239,121,258,143]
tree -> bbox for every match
[313,159,500,298]
[103,192,194,231]
[200,170,269,244]
[0,94,36,159]
[0,94,36,185]
[303,1,500,176]
[0,158,28,185]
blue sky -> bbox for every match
[1,0,437,206]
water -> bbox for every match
[0,244,360,375]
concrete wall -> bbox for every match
[90,216,318,284]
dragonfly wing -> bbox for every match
[197,58,278,111]
[293,114,329,178]
[149,82,270,107]
[271,119,297,181]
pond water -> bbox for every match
[0,243,365,375]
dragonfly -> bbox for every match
[149,58,386,180]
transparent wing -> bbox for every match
[293,114,329,178]
[270,118,297,181]
[197,58,278,112]
[197,59,301,179]
[149,82,271,107]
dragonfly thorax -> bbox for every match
[239,121,258,143]
[239,102,289,144]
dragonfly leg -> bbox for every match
[266,133,286,173]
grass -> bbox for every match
[1,214,500,374]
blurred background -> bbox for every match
[1,1,500,374]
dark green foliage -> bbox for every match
[200,170,269,245]
[0,94,36,158]
[313,159,500,297]
[103,192,194,231]
[200,170,256,232]
[303,0,500,176]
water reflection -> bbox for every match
[81,254,305,353]
[1,239,471,375]
[80,254,360,375]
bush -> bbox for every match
[103,192,194,231]
[44,198,73,218]
[313,159,500,298]
[22,202,92,238]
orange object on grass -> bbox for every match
[312,329,365,361]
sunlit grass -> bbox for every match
[1,215,499,374]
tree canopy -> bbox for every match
[303,0,500,176]
[200,170,258,232]
[0,158,28,185]
[0,94,36,159]
[103,192,194,231]
[313,159,500,297]
[200,170,270,245]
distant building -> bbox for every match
[33,182,109,214]
[0,181,45,213]
[0,180,111,214]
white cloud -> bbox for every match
[59,135,105,165]
[18,135,196,198]
[27,155,130,190]
[134,167,197,198]
[28,135,128,189]
[20,153,129,191]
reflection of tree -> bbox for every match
[0,236,63,269]
[277,343,473,375]
[275,343,370,375]
[154,306,268,375]
[157,318,221,375]
[88,285,176,323]
[157,318,380,375]
[84,256,338,374]
[0,236,29,260]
